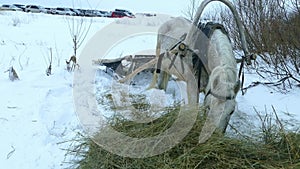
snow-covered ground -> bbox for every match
[0,10,173,168]
[0,9,299,169]
[0,12,90,169]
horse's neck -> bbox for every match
[208,29,236,70]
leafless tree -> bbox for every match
[66,16,92,57]
[219,0,300,92]
[182,0,201,20]
[65,1,93,72]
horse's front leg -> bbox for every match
[147,71,159,89]
[157,71,170,90]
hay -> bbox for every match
[66,106,300,169]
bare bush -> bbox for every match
[12,16,21,27]
[46,48,53,76]
[4,66,19,81]
[66,16,92,57]
[220,0,300,92]
[65,14,92,72]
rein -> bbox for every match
[237,53,256,95]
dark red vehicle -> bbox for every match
[111,9,135,18]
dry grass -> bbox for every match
[65,105,300,169]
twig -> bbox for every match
[6,146,15,159]
[242,75,296,92]
[18,46,27,71]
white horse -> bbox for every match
[151,17,240,143]
[198,26,240,143]
[151,0,250,141]
[119,0,253,143]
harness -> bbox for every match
[157,22,252,100]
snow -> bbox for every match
[0,6,299,169]
[0,10,174,168]
[0,11,109,169]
